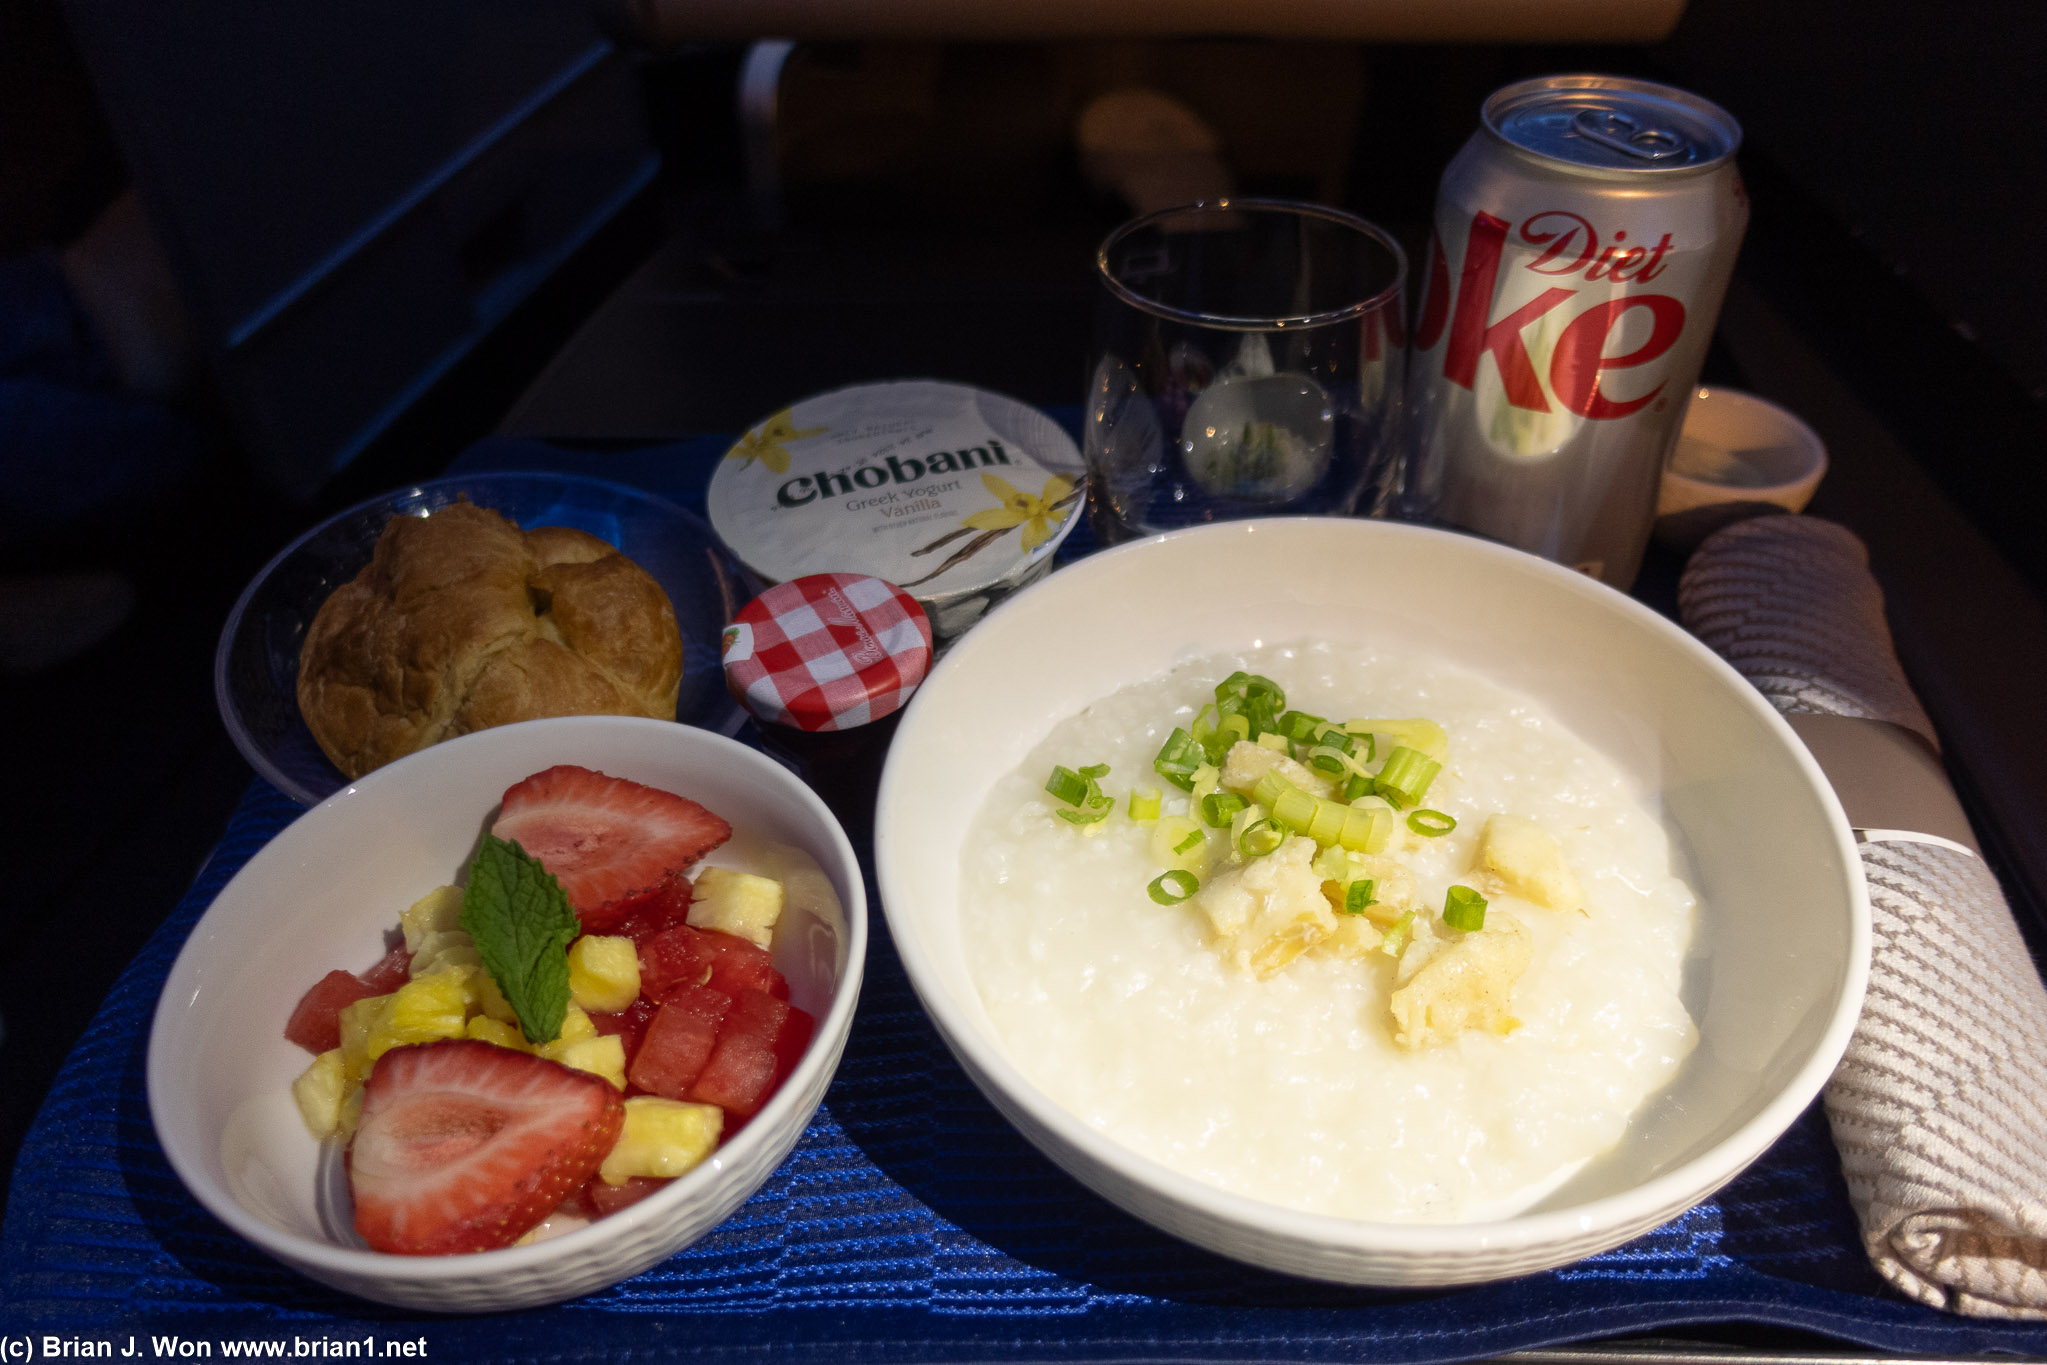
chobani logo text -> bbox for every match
[777,438,1013,507]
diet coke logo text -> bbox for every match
[1414,210,1687,420]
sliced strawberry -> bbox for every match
[348,1040,625,1255]
[285,941,415,1054]
[627,986,732,1098]
[583,1175,669,1217]
[583,872,695,941]
[492,766,730,919]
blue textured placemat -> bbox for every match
[9,778,2047,1358]
[9,434,2047,1358]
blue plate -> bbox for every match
[215,471,749,806]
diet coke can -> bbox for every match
[1403,75,1747,588]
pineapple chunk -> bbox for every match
[557,1002,598,1044]
[292,1049,351,1139]
[1218,740,1335,801]
[410,927,482,979]
[1476,814,1584,910]
[1389,913,1532,1049]
[1194,835,1337,977]
[469,969,518,1024]
[541,1034,628,1089]
[388,967,472,1032]
[465,1015,530,1051]
[335,1083,365,1140]
[688,868,785,949]
[399,885,465,955]
[599,1096,723,1184]
[568,935,641,1013]
[359,968,471,1062]
[337,993,396,1079]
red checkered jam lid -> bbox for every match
[722,573,933,732]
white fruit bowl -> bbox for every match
[148,715,864,1312]
[875,516,1869,1287]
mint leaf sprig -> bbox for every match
[460,834,580,1044]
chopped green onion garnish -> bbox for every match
[1342,879,1378,916]
[1443,884,1488,931]
[1201,790,1248,828]
[1407,809,1456,837]
[1149,869,1199,905]
[1153,728,1203,791]
[1310,844,1352,882]
[1047,762,1113,825]
[1380,909,1416,956]
[1348,718,1447,761]
[1273,785,1318,832]
[1236,817,1283,858]
[1255,769,1392,853]
[1255,731,1290,753]
[1277,709,1324,744]
[1045,766,1089,806]
[1191,704,1231,764]
[1305,744,1365,779]
[1374,745,1442,809]
[1341,804,1394,853]
[1129,787,1162,821]
[1152,815,1208,873]
[1216,671,1284,710]
[1341,773,1372,802]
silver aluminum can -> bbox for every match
[1403,75,1747,588]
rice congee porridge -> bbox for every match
[959,641,1698,1223]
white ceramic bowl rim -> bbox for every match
[879,517,1870,1256]
[148,716,868,1284]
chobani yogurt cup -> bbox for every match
[708,381,1085,639]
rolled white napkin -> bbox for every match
[1681,514,2047,1319]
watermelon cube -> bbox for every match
[285,971,382,1054]
[627,986,732,1098]
[773,1005,816,1088]
[583,1175,669,1217]
[284,940,415,1053]
[591,996,659,1061]
[638,925,712,999]
[687,988,791,1120]
[357,941,413,994]
[640,924,790,1002]
[698,930,789,1000]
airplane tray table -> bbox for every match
[7,433,2047,1360]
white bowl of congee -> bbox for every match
[874,516,1870,1287]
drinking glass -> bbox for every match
[1084,199,1407,543]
